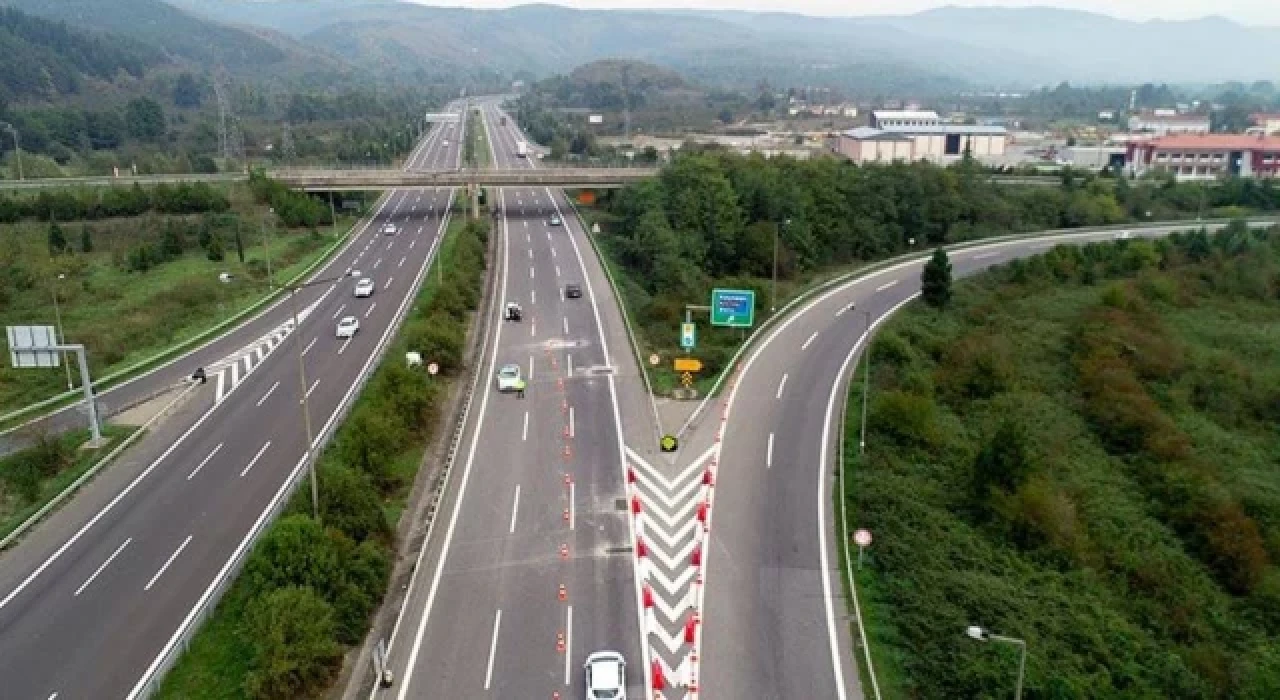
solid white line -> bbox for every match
[569,406,575,438]
[364,302,378,319]
[239,441,271,477]
[802,331,819,351]
[74,538,131,597]
[528,355,534,381]
[569,481,575,531]
[399,256,407,268]
[531,319,537,337]
[767,433,774,469]
[563,317,569,335]
[305,379,319,399]
[776,373,789,400]
[143,535,192,592]
[256,381,280,407]
[876,279,899,292]
[301,337,318,357]
[230,361,239,387]
[332,304,346,320]
[522,411,529,441]
[338,338,352,355]
[509,487,521,534]
[564,605,573,686]
[972,251,1000,260]
[187,443,223,481]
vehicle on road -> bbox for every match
[495,364,523,392]
[336,316,360,339]
[584,651,627,700]
[381,223,398,236]
[517,141,528,158]
[549,214,562,226]
[354,278,376,298]
[504,302,523,321]
[500,116,507,126]
[565,283,582,299]
[443,140,449,147]
[1117,230,1132,239]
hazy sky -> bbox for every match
[417,1,1280,25]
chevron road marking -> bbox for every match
[209,298,322,404]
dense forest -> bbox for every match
[589,149,1280,389]
[849,224,1280,698]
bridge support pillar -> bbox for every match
[470,184,480,220]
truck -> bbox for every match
[500,116,507,126]
[516,141,528,158]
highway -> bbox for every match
[377,102,648,699]
[0,101,467,699]
[694,220,1264,699]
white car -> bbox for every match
[495,364,522,392]
[549,214,563,226]
[336,316,360,339]
[354,278,375,298]
[1116,230,1132,239]
[381,223,397,236]
[584,651,626,700]
[443,139,450,147]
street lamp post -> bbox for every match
[772,218,790,313]
[966,626,1027,700]
[0,122,23,181]
[855,307,872,453]
[262,207,276,291]
[51,273,74,390]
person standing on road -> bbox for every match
[514,378,527,399]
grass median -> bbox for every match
[157,212,490,700]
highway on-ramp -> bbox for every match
[0,101,466,699]
[377,101,646,699]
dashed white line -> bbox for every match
[562,317,569,335]
[143,534,192,591]
[409,238,416,250]
[522,411,529,441]
[569,481,576,531]
[256,381,280,408]
[551,247,557,258]
[555,265,561,277]
[484,610,502,690]
[338,338,352,355]
[240,441,271,478]
[530,266,535,280]
[531,289,536,304]
[531,319,537,337]
[509,486,521,534]
[364,302,378,319]
[767,433,775,468]
[386,276,394,288]
[528,249,533,260]
[301,337,318,357]
[776,373,789,400]
[386,240,394,250]
[187,443,223,481]
[802,331,819,351]
[564,605,573,686]
[399,256,407,268]
[305,379,320,399]
[332,304,347,320]
[566,354,573,377]
[374,258,382,269]
[528,356,534,381]
[569,406,575,438]
[876,279,899,292]
[74,538,132,597]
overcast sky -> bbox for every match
[417,1,1280,25]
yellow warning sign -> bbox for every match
[681,372,694,388]
[673,358,703,373]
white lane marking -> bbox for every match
[569,406,575,438]
[256,381,280,407]
[569,481,575,531]
[972,251,1000,260]
[835,304,848,317]
[386,240,394,250]
[509,486,521,534]
[386,276,394,288]
[551,247,557,258]
[528,355,534,381]
[48,694,58,700]
[876,279,899,292]
[560,287,565,301]
[143,535,192,592]
[187,443,223,481]
[399,256,406,268]
[531,319,537,337]
[531,289,536,304]
[338,337,353,355]
[74,538,132,597]
[374,258,382,270]
[305,379,320,399]
[555,265,561,277]
[364,302,378,319]
[332,304,346,320]
[409,238,416,250]
[802,331,819,351]
[230,361,239,387]
[776,373,789,400]
[214,370,225,402]
[484,610,502,689]
[564,605,573,686]
[301,337,318,357]
[523,221,529,227]
[566,354,573,377]
[239,441,271,478]
[562,317,569,335]
[767,433,774,469]
[530,266,535,280]
[522,411,529,441]
[528,249,533,260]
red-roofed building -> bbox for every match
[1126,134,1280,181]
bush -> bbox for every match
[317,464,390,544]
[242,586,342,700]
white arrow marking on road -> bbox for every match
[74,538,132,597]
[876,279,899,292]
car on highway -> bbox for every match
[549,214,563,226]
[381,223,398,236]
[565,283,582,299]
[354,278,376,298]
[336,316,360,339]
[1116,230,1132,239]
[443,140,449,147]
[495,364,523,392]
[584,651,626,700]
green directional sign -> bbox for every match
[710,288,755,328]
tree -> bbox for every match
[172,72,201,108]
[206,233,225,261]
[47,221,67,254]
[234,224,246,263]
[921,247,953,308]
[972,419,1036,505]
[242,586,342,700]
[124,97,165,141]
[79,224,92,253]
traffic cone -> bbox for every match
[563,508,570,522]
[560,543,569,559]
[702,468,714,486]
[636,537,647,558]
[643,582,654,609]
[564,473,573,486]
[691,543,702,567]
[631,495,642,514]
[684,616,697,643]
[559,584,567,601]
[652,659,665,690]
[564,424,571,438]
[627,467,636,484]
[696,500,708,525]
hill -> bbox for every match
[0,7,165,102]
[848,225,1280,697]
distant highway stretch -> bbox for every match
[0,101,466,699]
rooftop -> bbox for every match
[842,127,913,141]
[879,124,1007,135]
[1142,134,1280,150]
[872,110,939,120]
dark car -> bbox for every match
[565,283,582,299]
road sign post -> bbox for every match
[854,528,873,570]
[7,325,103,444]
[680,322,696,350]
[710,289,755,328]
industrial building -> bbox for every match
[870,110,941,128]
[1127,112,1210,136]
[833,124,1008,165]
[1126,134,1280,180]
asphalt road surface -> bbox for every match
[377,101,645,700]
[698,221,1265,700]
[0,101,467,699]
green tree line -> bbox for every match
[850,223,1280,698]
[0,182,229,223]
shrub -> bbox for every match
[868,390,941,448]
[241,586,342,700]
[317,464,390,544]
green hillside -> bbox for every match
[848,224,1280,697]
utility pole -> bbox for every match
[772,218,790,313]
[857,308,872,454]
[51,273,74,390]
[0,122,23,181]
[262,207,276,291]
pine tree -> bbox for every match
[48,222,67,254]
[80,225,93,253]
[921,247,953,308]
